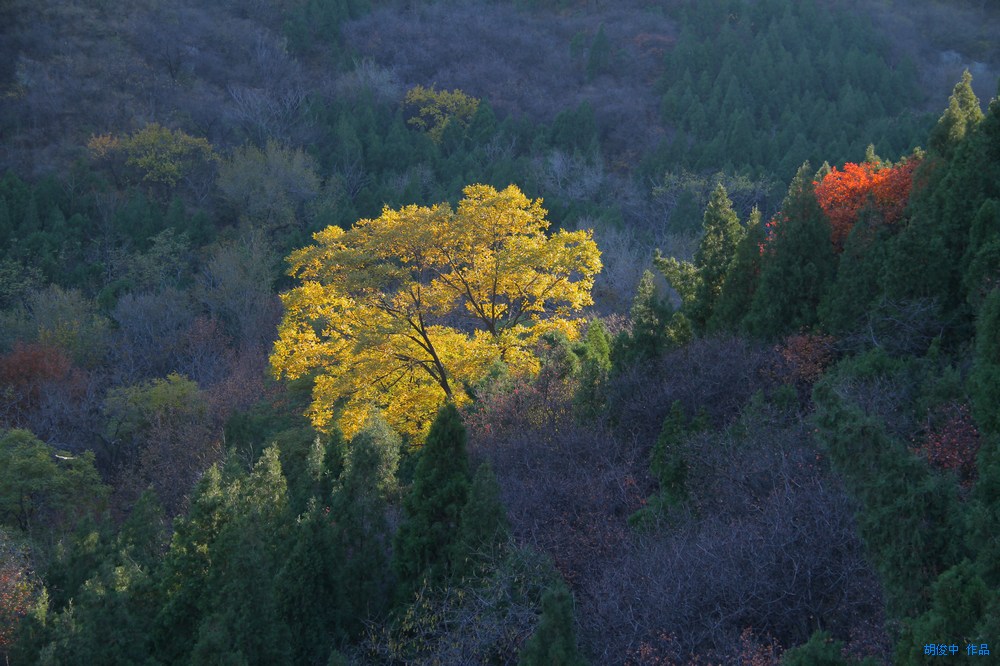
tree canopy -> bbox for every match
[270,184,601,440]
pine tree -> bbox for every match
[745,163,836,338]
[393,403,471,600]
[518,584,587,666]
[451,462,510,581]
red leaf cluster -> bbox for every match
[911,401,981,485]
[759,214,784,256]
[0,342,87,423]
[737,627,783,666]
[814,158,921,249]
[770,333,838,391]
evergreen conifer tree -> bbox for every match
[154,466,229,661]
[745,163,836,338]
[690,183,745,329]
[451,462,510,581]
[650,401,688,506]
[616,270,674,365]
[818,205,892,334]
[963,197,1000,310]
[574,319,612,418]
[709,207,764,332]
[929,70,984,159]
[586,25,611,81]
[393,403,471,600]
[895,558,998,665]
[278,500,347,664]
[190,447,293,665]
[884,72,993,319]
[970,288,1000,435]
[518,584,587,666]
[330,413,400,629]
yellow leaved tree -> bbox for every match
[270,184,601,441]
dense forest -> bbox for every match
[1,0,999,663]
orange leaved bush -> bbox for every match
[814,158,921,249]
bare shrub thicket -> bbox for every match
[195,231,283,349]
[342,0,676,159]
[1,0,318,174]
[589,417,888,664]
[110,288,198,383]
[865,0,1000,108]
[583,216,700,314]
[466,357,887,663]
[607,335,774,441]
[361,545,554,665]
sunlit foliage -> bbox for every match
[271,184,601,439]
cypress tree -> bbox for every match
[393,403,471,600]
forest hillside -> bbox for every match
[1,0,999,664]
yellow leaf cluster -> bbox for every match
[271,184,602,442]
[404,85,480,144]
[87,123,218,187]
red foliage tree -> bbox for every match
[814,158,921,249]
